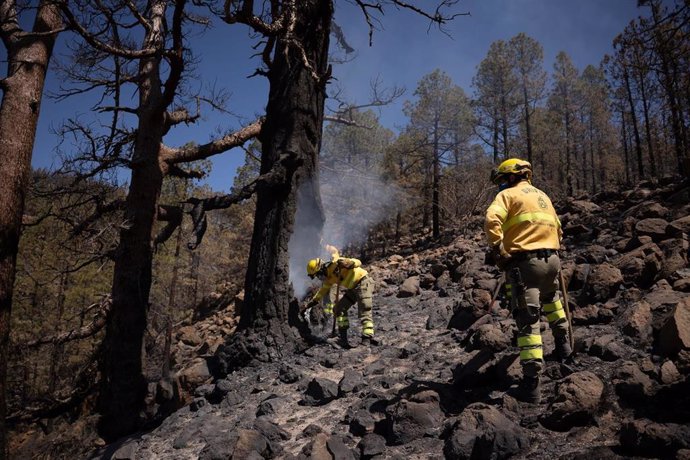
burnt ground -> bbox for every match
[11,177,690,460]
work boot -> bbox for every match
[338,329,351,349]
[554,336,573,363]
[511,376,541,404]
[361,336,380,347]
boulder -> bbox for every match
[540,371,604,431]
[635,218,670,242]
[303,378,339,406]
[657,299,690,357]
[660,360,681,384]
[587,334,627,361]
[659,237,689,280]
[358,433,386,459]
[613,361,655,403]
[624,201,669,219]
[398,276,420,298]
[349,410,375,437]
[177,326,203,346]
[668,214,690,236]
[443,403,528,460]
[620,419,690,458]
[339,369,365,395]
[616,242,665,288]
[177,358,212,396]
[583,263,623,303]
[617,300,652,343]
[385,390,444,445]
[466,323,511,352]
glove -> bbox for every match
[489,244,512,270]
[300,298,319,323]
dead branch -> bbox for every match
[353,0,468,45]
[70,199,126,237]
[331,21,355,53]
[154,204,183,247]
[323,114,373,128]
[183,180,258,248]
[59,1,160,59]
[222,0,287,36]
[160,117,264,165]
[6,343,102,427]
[20,296,112,349]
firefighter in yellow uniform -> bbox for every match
[485,158,572,404]
[305,256,375,348]
[320,246,340,316]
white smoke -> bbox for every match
[288,165,404,300]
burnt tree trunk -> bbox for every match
[623,68,644,180]
[432,120,440,239]
[522,85,534,165]
[650,2,687,176]
[0,2,60,455]
[637,72,657,177]
[215,0,332,374]
[97,2,168,441]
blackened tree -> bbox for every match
[214,0,464,372]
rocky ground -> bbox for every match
[13,177,690,459]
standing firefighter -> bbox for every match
[485,158,573,404]
[304,255,375,348]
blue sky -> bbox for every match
[17,0,647,192]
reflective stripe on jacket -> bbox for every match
[484,180,562,253]
[311,258,368,301]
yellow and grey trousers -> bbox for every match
[505,252,569,377]
[322,284,338,315]
[335,276,375,338]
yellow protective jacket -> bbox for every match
[310,257,368,302]
[485,180,562,253]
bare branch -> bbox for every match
[164,107,200,132]
[390,0,465,24]
[353,0,468,45]
[223,0,286,36]
[327,76,405,123]
[183,181,258,249]
[154,204,184,246]
[6,343,102,426]
[97,106,138,115]
[0,1,20,48]
[20,296,112,349]
[70,199,126,237]
[1,0,63,51]
[166,164,205,179]
[160,117,264,165]
[124,0,152,33]
[162,0,187,108]
[59,1,160,59]
[331,21,355,53]
[324,114,374,128]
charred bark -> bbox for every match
[96,1,169,441]
[623,68,644,179]
[215,0,332,375]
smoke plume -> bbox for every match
[288,164,404,300]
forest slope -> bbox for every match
[13,177,690,459]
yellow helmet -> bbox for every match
[306,258,323,277]
[490,158,532,184]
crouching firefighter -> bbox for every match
[485,158,573,404]
[305,256,376,348]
